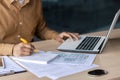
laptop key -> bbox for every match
[76,37,101,50]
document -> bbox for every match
[0,56,26,76]
[11,51,98,80]
[14,60,98,80]
[11,51,58,64]
[47,64,98,80]
[47,51,96,66]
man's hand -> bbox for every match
[54,32,80,43]
[12,43,35,56]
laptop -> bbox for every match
[57,9,120,53]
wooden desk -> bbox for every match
[1,29,120,80]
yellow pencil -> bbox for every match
[20,38,28,44]
[20,37,39,53]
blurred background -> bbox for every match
[42,0,120,34]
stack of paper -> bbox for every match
[17,61,98,80]
[11,52,58,64]
[10,51,98,80]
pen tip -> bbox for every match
[34,49,39,53]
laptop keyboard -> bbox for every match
[76,37,101,50]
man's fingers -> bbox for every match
[13,43,35,56]
[55,32,80,43]
[60,32,80,40]
[55,36,64,43]
[59,32,72,39]
[67,33,79,40]
[22,47,32,52]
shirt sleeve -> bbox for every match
[0,43,14,56]
[36,0,59,40]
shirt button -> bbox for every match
[19,22,23,25]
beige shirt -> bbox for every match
[0,0,58,55]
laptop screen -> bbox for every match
[99,9,120,53]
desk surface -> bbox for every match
[1,29,120,80]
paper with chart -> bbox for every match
[47,51,96,66]
[15,60,98,80]
[47,64,98,80]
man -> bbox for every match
[0,0,79,56]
